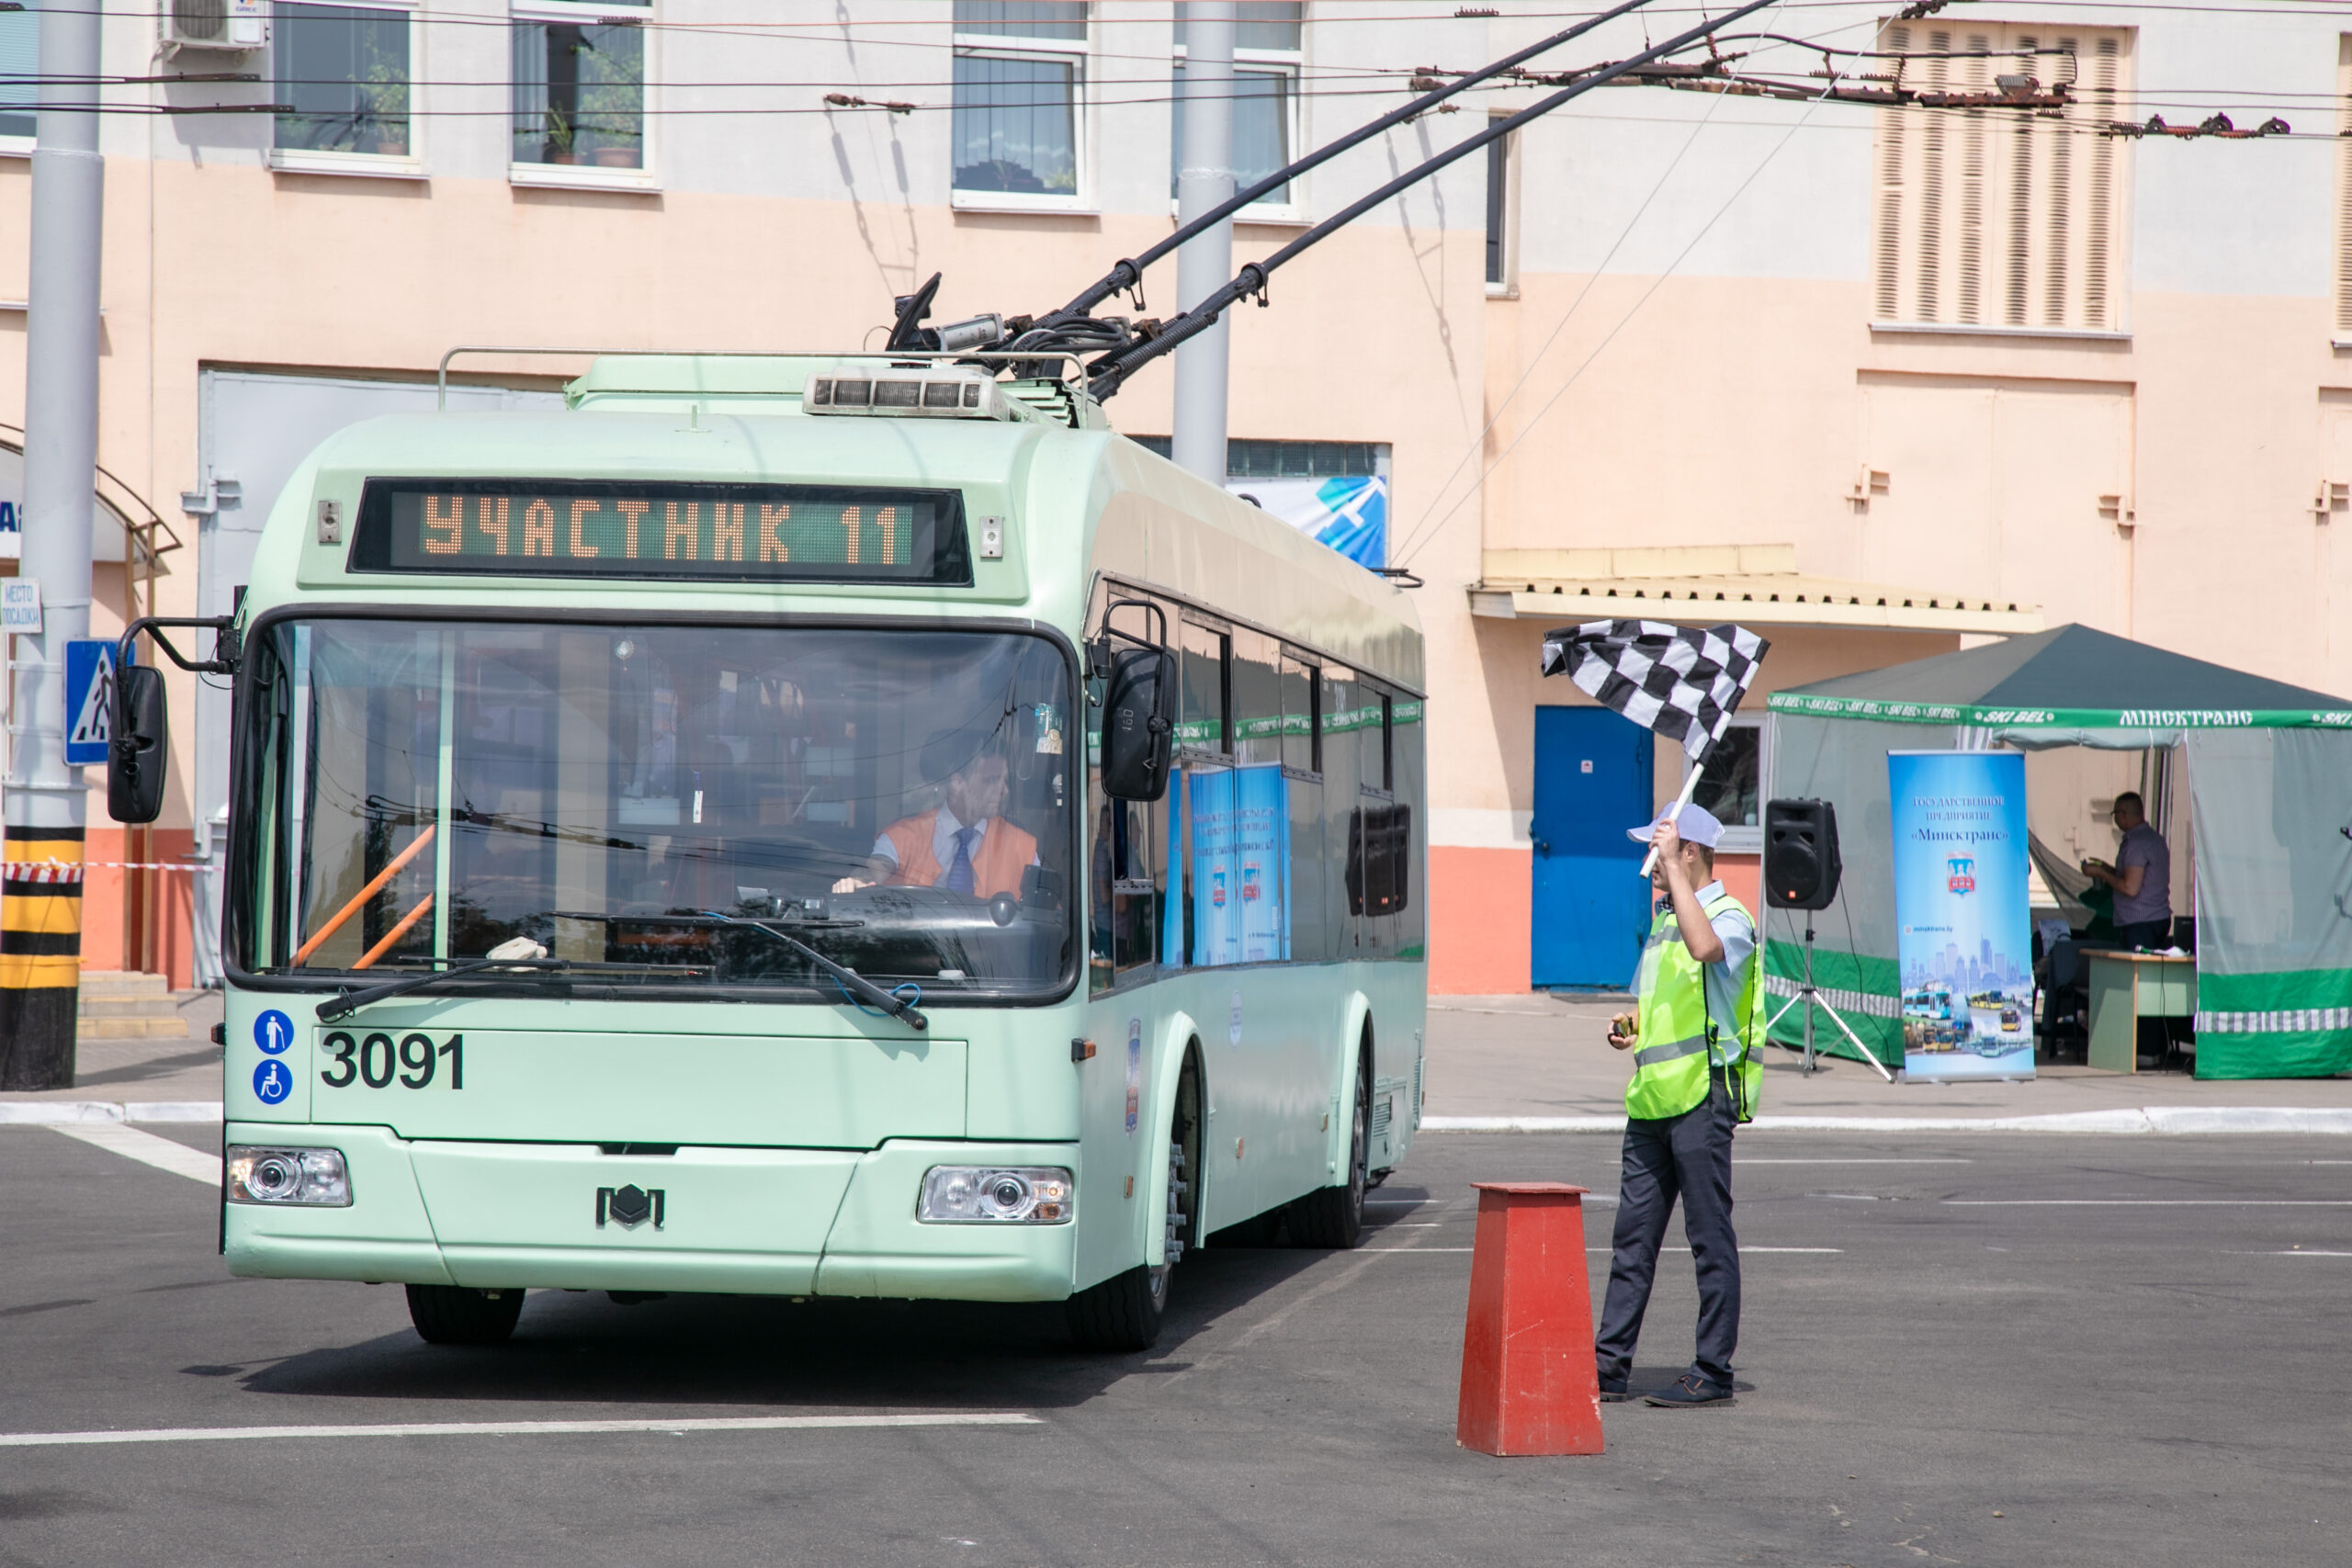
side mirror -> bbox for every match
[1102,646,1175,801]
[108,662,168,825]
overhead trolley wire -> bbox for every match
[1389,0,1829,571]
[1081,0,1806,400]
[1395,33,1857,569]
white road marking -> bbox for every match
[1738,1158,1971,1165]
[2233,1250,2352,1257]
[0,1413,1040,1449]
[49,1123,218,1185]
[1944,1199,2352,1207]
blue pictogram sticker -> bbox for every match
[252,1058,293,1106]
[254,1010,294,1055]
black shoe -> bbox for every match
[1598,1377,1630,1404]
[1645,1372,1735,1407]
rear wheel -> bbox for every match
[1069,1051,1200,1351]
[1289,1040,1370,1249]
[405,1284,526,1345]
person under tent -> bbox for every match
[2081,790,2172,951]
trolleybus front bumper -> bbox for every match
[223,1122,1080,1303]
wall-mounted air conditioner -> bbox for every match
[163,0,266,54]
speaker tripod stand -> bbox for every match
[1766,913,1896,1082]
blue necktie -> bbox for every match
[944,826,978,894]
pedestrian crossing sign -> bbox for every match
[64,638,126,767]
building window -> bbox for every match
[1683,717,1764,852]
[953,1,1087,203]
[2336,36,2352,341]
[1870,20,2132,333]
[1485,123,1515,290]
[0,0,37,143]
[272,2,413,159]
[513,0,649,176]
[1170,2,1303,210]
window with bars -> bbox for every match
[1870,19,2132,333]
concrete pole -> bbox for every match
[1170,2,1236,486]
[2,0,105,1089]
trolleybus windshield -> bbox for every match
[233,618,1077,998]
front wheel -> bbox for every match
[1065,1261,1168,1352]
[1289,1045,1370,1249]
[405,1284,526,1345]
[1068,1134,1182,1350]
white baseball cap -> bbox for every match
[1626,803,1725,850]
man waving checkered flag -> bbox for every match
[1541,619,1770,760]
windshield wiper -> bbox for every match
[314,957,703,1022]
[692,910,929,1032]
[536,909,928,1032]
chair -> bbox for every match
[2038,939,2087,1065]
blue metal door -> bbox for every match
[1531,705,1654,990]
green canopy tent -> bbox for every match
[1764,625,2352,1079]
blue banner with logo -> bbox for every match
[1889,750,2036,1081]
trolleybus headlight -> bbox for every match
[917,1166,1073,1224]
[225,1145,353,1206]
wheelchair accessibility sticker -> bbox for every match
[252,1058,293,1106]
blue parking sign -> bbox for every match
[63,639,126,768]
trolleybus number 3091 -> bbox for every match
[320,1032,464,1091]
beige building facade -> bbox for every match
[1,2,2344,995]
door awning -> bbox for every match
[1470,545,2041,636]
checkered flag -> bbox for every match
[1540,619,1769,761]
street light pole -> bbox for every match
[1170,2,1235,487]
[2,0,106,1089]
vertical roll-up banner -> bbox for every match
[1890,750,2036,1082]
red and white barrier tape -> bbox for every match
[3,861,209,880]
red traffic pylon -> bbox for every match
[1455,1180,1604,1456]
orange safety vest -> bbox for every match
[881,811,1037,900]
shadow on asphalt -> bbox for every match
[224,1244,1340,1414]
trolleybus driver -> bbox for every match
[832,728,1039,898]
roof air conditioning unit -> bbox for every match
[164,0,266,54]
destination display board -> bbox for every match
[349,479,972,584]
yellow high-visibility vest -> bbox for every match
[1627,887,1764,1122]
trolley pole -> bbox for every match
[1170,1,1235,486]
[2,0,106,1089]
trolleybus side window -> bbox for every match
[1178,621,1227,757]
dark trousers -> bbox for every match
[1594,1077,1739,1388]
[2114,918,2171,951]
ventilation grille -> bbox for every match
[1369,1093,1393,1141]
[2337,37,2352,339]
[1871,21,2131,333]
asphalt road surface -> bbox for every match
[3,1122,2346,1567]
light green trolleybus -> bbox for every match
[118,352,1427,1350]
